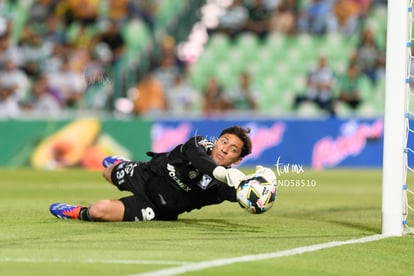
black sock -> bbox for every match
[79,207,94,221]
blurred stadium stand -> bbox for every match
[0,0,387,119]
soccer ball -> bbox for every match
[236,175,276,214]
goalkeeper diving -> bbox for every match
[50,125,276,222]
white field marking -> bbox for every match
[0,258,192,266]
[132,234,390,276]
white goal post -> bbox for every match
[381,0,410,236]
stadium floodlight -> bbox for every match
[381,0,410,236]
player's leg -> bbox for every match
[102,156,129,185]
[50,194,159,222]
[102,165,115,184]
[87,199,125,221]
[104,160,149,195]
[49,200,124,221]
[85,195,159,221]
[88,195,158,221]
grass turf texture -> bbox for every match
[1,168,414,275]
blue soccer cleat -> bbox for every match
[50,203,83,219]
[102,156,129,168]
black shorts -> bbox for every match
[111,161,178,221]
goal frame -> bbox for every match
[381,0,410,236]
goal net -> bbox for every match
[404,0,414,234]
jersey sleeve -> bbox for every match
[180,136,218,176]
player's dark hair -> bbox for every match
[219,126,252,158]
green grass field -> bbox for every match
[1,168,414,276]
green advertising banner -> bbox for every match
[0,118,152,169]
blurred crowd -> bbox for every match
[0,0,388,119]
[206,0,387,117]
[0,0,157,118]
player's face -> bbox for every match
[211,133,243,166]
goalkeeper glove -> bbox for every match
[213,166,246,188]
[255,165,276,185]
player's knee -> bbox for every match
[88,200,112,220]
[102,167,113,183]
[88,200,124,221]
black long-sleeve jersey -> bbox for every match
[144,135,237,215]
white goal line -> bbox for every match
[132,234,390,276]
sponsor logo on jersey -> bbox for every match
[198,174,212,190]
[167,163,192,192]
[188,170,199,179]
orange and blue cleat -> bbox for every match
[49,203,83,219]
